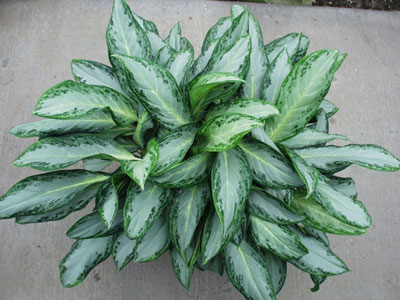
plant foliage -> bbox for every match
[2,1,400,299]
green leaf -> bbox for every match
[9,110,117,138]
[231,5,245,19]
[266,50,340,142]
[311,274,327,292]
[114,55,193,130]
[247,190,304,225]
[112,231,137,270]
[96,174,126,228]
[124,181,171,239]
[66,210,123,239]
[250,127,283,156]
[106,0,151,59]
[264,188,294,206]
[319,99,338,118]
[201,209,241,264]
[166,22,182,51]
[0,170,108,219]
[133,104,155,148]
[15,184,99,224]
[59,235,115,288]
[196,114,263,152]
[264,33,307,63]
[84,158,111,171]
[133,212,170,262]
[196,255,224,275]
[156,45,176,67]
[170,247,194,290]
[290,191,366,235]
[211,147,252,233]
[14,135,138,171]
[71,59,124,95]
[148,31,166,57]
[249,215,308,260]
[150,152,214,188]
[213,9,249,56]
[293,33,310,63]
[303,227,330,246]
[121,138,159,189]
[281,128,349,149]
[285,147,319,198]
[312,176,371,229]
[223,240,276,300]
[190,40,218,81]
[132,11,158,35]
[294,144,400,173]
[168,182,210,255]
[204,35,251,78]
[289,227,349,276]
[189,72,246,119]
[165,48,194,86]
[264,251,287,294]
[152,123,198,176]
[262,48,291,104]
[241,14,268,99]
[206,98,279,122]
[311,109,329,133]
[239,139,303,188]
[328,176,357,199]
[201,17,231,53]
[33,81,137,126]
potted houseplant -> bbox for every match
[1,1,399,299]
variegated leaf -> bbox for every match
[33,81,137,126]
[112,231,137,270]
[124,181,171,239]
[0,170,108,219]
[281,128,348,149]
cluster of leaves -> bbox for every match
[1,1,399,299]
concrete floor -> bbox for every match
[0,0,399,299]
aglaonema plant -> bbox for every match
[1,1,399,299]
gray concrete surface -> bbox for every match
[0,0,399,299]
